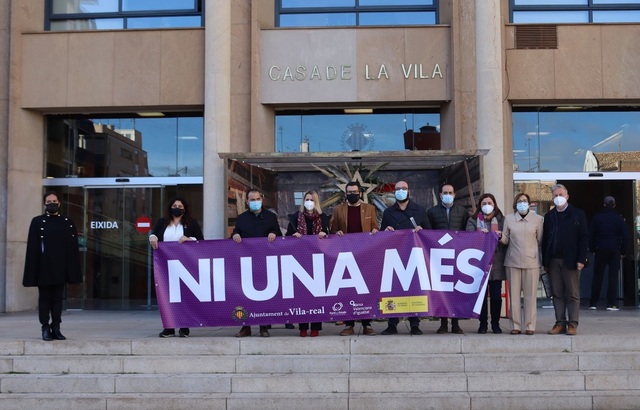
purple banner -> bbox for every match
[153,230,498,328]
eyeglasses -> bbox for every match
[395,187,408,191]
[516,200,528,204]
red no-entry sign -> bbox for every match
[135,216,152,234]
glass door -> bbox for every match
[66,186,160,309]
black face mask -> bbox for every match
[170,208,185,217]
[346,194,361,204]
[45,203,60,214]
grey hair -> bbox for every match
[550,184,568,195]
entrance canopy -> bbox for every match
[218,150,487,172]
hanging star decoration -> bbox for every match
[336,170,377,204]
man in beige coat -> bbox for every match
[500,193,544,335]
[330,181,379,335]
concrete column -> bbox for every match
[203,0,232,239]
[0,0,9,311]
[475,0,506,206]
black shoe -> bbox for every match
[436,325,448,334]
[41,326,53,341]
[285,324,295,329]
[178,328,190,338]
[491,324,502,334]
[159,328,175,338]
[381,326,398,335]
[410,326,423,335]
[451,325,464,334]
[51,327,66,340]
[478,325,488,334]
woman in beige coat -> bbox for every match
[500,193,544,335]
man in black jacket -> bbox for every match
[542,184,588,336]
[425,184,470,334]
[380,180,428,336]
[231,189,281,338]
[588,196,628,311]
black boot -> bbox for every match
[490,297,502,334]
[478,297,489,334]
[51,325,66,340]
[41,325,53,341]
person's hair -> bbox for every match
[441,183,455,193]
[246,188,262,200]
[472,193,503,219]
[299,190,322,214]
[165,196,193,227]
[345,181,361,192]
[512,193,531,211]
[550,184,568,195]
[43,190,59,203]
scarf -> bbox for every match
[297,210,324,235]
[476,213,498,232]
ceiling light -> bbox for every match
[137,112,165,117]
[344,108,373,114]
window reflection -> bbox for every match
[123,0,196,12]
[279,13,356,27]
[46,116,203,178]
[360,11,436,25]
[513,11,588,23]
[512,0,640,23]
[52,0,118,14]
[512,110,640,172]
[275,112,439,152]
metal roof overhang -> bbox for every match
[219,150,487,172]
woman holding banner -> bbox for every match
[286,190,330,337]
[150,197,204,338]
[466,193,506,334]
[500,193,544,335]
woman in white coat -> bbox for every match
[500,193,544,335]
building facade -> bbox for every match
[1,0,639,312]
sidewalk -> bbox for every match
[1,305,639,341]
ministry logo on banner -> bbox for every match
[153,230,498,328]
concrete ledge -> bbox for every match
[12,356,124,374]
[350,354,463,373]
[469,391,595,409]
[123,356,237,374]
[24,340,132,356]
[578,352,640,371]
[585,371,640,390]
[231,373,348,393]
[467,371,586,392]
[0,341,25,355]
[115,374,231,393]
[226,392,348,410]
[461,336,572,354]
[131,338,240,355]
[1,374,115,393]
[350,336,462,354]
[350,373,468,393]
[464,353,579,372]
[239,337,350,355]
[235,354,350,373]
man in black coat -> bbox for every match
[23,191,81,341]
[380,180,428,336]
[542,184,588,336]
[425,183,470,334]
[588,196,629,311]
[231,188,281,338]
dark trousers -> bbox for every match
[299,322,322,331]
[590,248,621,307]
[388,316,420,328]
[479,280,503,327]
[38,285,65,328]
[345,320,371,327]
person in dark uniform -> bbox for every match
[150,196,204,338]
[286,190,331,337]
[588,196,628,311]
[380,180,428,336]
[23,191,82,341]
[232,188,281,338]
[425,183,470,334]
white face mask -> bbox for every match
[441,194,454,205]
[516,202,529,214]
[553,196,567,207]
[481,204,494,215]
[304,200,315,211]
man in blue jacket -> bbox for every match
[588,196,629,311]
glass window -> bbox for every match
[275,111,440,152]
[360,11,436,25]
[276,0,438,27]
[512,0,640,23]
[512,109,640,172]
[46,115,203,178]
[47,0,203,31]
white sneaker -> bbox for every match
[588,306,597,310]
[606,306,620,311]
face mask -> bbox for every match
[45,203,59,214]
[170,208,185,217]
[441,194,454,205]
[395,189,408,202]
[304,200,315,211]
[516,202,529,214]
[553,196,567,207]
[249,201,262,212]
[481,204,494,215]
[346,194,360,204]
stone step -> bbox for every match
[2,391,640,410]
